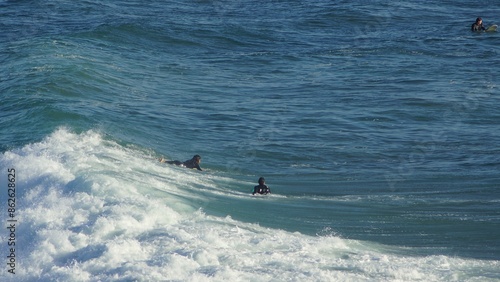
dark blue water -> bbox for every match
[1,1,499,280]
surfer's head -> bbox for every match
[192,155,201,163]
[476,17,482,24]
[258,177,265,185]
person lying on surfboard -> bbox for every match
[252,177,271,195]
[159,155,203,171]
[471,17,486,31]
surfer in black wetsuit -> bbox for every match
[159,155,203,171]
[252,177,271,195]
[471,17,486,31]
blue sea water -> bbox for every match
[1,0,500,281]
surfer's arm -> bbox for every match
[252,186,258,195]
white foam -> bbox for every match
[1,128,498,281]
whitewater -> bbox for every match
[0,129,497,281]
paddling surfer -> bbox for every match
[160,155,203,171]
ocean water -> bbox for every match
[1,0,500,281]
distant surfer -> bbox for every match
[471,17,486,31]
[159,155,203,171]
[252,177,271,195]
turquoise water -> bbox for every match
[1,1,500,281]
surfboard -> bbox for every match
[486,25,497,32]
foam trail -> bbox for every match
[0,128,498,281]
